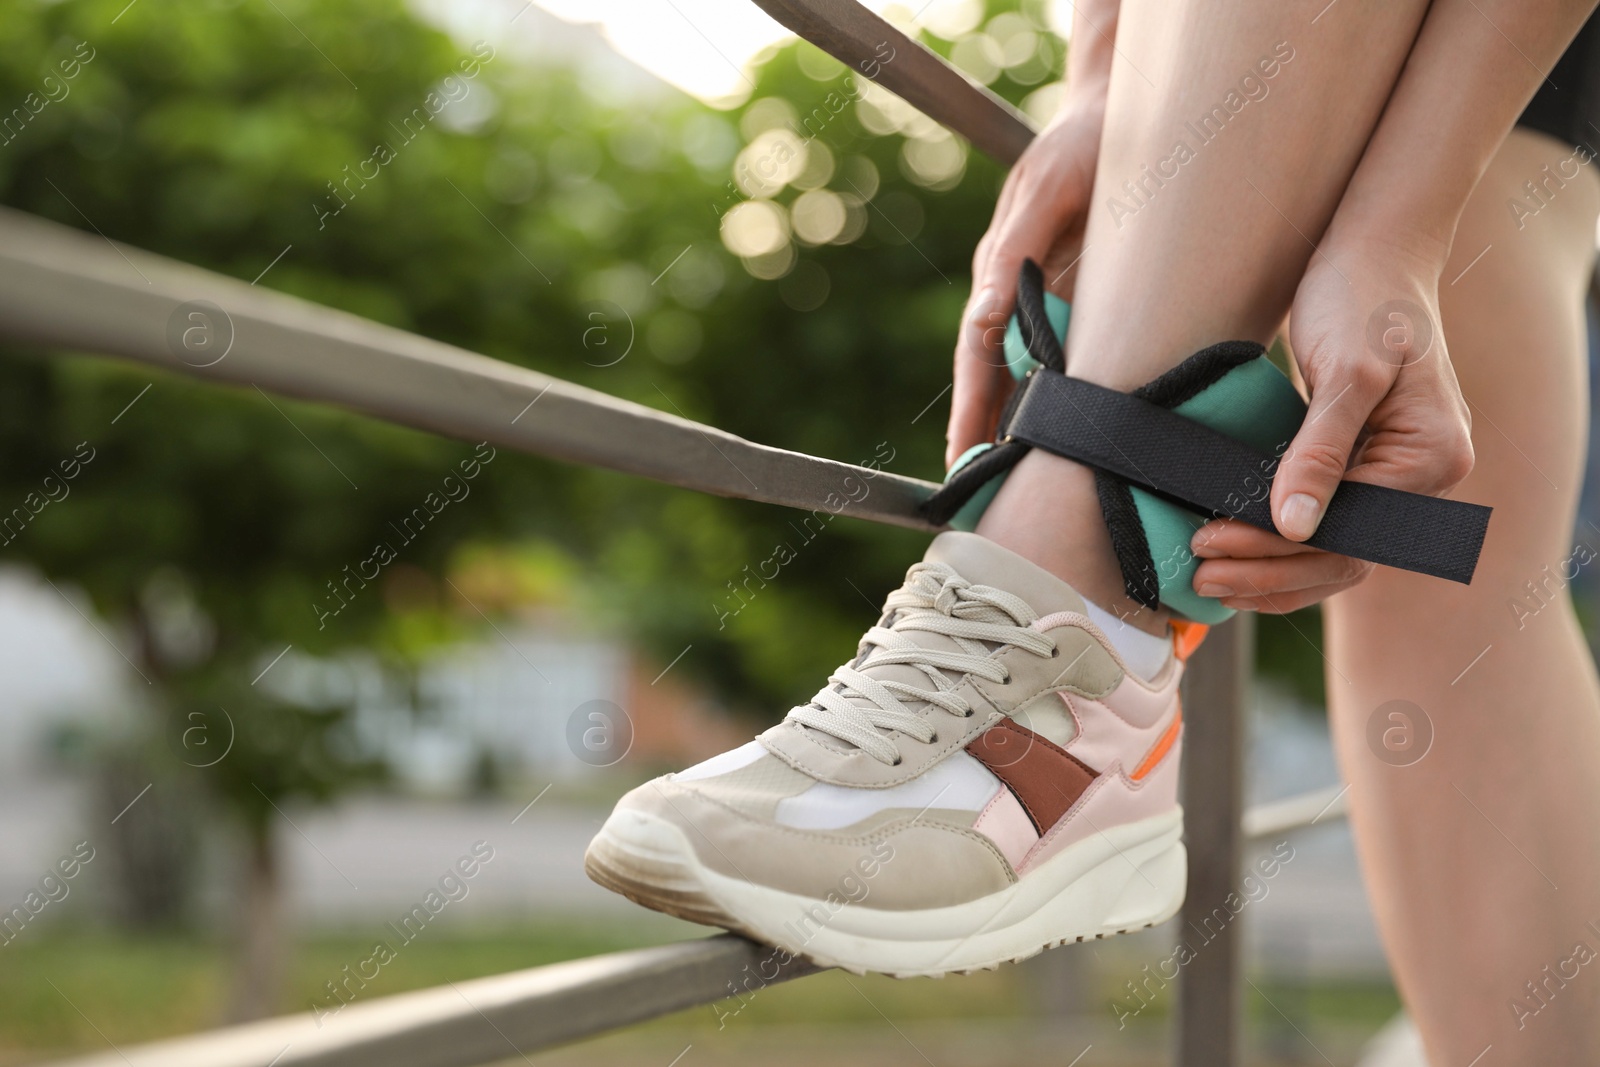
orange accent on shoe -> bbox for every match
[1130,703,1182,782]
[1171,620,1209,661]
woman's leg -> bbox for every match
[977,0,1432,622]
[1325,129,1600,1063]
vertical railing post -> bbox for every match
[1175,613,1253,1067]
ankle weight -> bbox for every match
[931,261,1490,624]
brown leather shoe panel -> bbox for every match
[966,718,1098,834]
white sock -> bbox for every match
[1082,599,1171,680]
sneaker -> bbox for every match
[584,531,1188,976]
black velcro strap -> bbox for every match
[1095,470,1159,607]
[1006,372,1491,584]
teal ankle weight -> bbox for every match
[944,292,1305,624]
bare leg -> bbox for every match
[1325,128,1600,1063]
[977,1,1431,628]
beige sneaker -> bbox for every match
[585,532,1188,976]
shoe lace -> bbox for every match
[784,563,1056,766]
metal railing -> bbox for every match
[11,4,1355,1065]
[38,937,820,1067]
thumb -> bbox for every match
[1271,364,1389,542]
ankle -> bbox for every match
[974,451,1173,637]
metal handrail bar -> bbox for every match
[37,934,816,1067]
[1243,783,1349,842]
[34,783,1346,1067]
[0,207,939,532]
[750,0,1037,165]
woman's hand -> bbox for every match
[945,97,1105,468]
[1192,235,1476,613]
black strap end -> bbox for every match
[921,441,1030,527]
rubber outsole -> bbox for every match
[584,806,1186,978]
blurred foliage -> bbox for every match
[0,0,1013,734]
[0,0,1320,833]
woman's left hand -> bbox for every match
[946,96,1105,469]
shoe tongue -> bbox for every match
[821,532,1087,725]
[923,531,1088,619]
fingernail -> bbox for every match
[1190,536,1221,558]
[966,287,1000,324]
[1197,582,1235,598]
[1278,493,1323,540]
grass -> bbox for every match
[1,923,1400,1065]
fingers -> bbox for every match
[1039,228,1087,303]
[1347,374,1476,497]
[1218,583,1353,615]
[947,238,1024,467]
[946,175,1080,468]
[946,303,1012,467]
[1191,518,1307,559]
[1193,551,1370,600]
[946,113,1099,467]
[1190,516,1372,611]
[975,179,1079,311]
[1270,356,1393,542]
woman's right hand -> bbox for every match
[1191,233,1475,613]
[945,95,1107,469]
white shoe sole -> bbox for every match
[585,806,1186,977]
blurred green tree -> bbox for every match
[3,0,1261,1017]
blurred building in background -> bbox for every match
[0,561,742,927]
